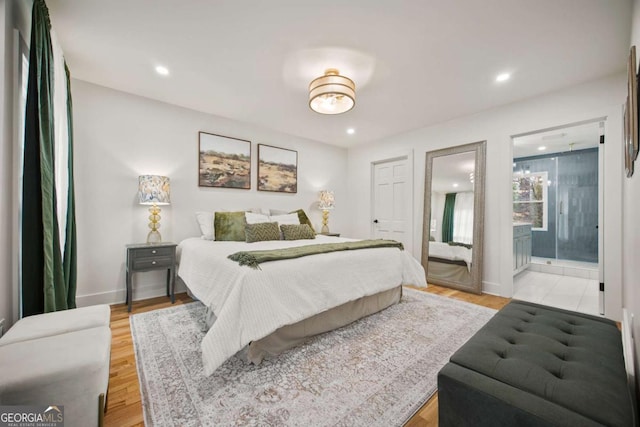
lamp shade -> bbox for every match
[138,175,171,205]
[318,190,335,210]
[309,69,355,115]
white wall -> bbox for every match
[347,74,625,320]
[624,0,640,395]
[71,79,348,306]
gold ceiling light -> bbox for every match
[309,68,355,115]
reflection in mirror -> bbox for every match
[422,141,486,294]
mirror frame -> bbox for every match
[421,141,486,294]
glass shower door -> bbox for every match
[556,150,598,263]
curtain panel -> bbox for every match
[453,192,474,244]
[441,193,456,243]
[22,0,76,315]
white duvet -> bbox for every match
[178,235,427,376]
[428,241,472,271]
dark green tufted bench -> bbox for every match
[438,300,636,427]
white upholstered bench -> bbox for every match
[0,305,111,427]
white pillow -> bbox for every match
[270,213,300,226]
[269,209,289,216]
[245,212,271,224]
[195,211,215,240]
[249,207,271,215]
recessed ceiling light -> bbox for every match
[346,128,355,135]
[495,73,510,82]
[155,65,170,76]
[538,146,546,151]
[453,183,459,188]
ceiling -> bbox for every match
[431,151,476,193]
[46,0,632,148]
[513,121,601,158]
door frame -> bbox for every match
[510,117,606,313]
[370,150,414,255]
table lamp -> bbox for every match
[138,175,171,243]
[318,190,335,234]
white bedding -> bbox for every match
[178,235,427,376]
[428,241,472,270]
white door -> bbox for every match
[372,157,411,250]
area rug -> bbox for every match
[130,288,496,426]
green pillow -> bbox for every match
[245,222,280,243]
[214,211,247,241]
[290,209,316,233]
[280,224,316,240]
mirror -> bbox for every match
[422,141,486,294]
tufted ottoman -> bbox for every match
[438,300,635,427]
[0,305,111,427]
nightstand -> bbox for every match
[318,232,341,237]
[125,242,177,312]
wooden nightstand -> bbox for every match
[125,242,177,312]
[318,232,341,237]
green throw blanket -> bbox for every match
[228,239,404,269]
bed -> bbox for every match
[427,242,472,285]
[178,235,427,376]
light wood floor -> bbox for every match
[104,285,510,427]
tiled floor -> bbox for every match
[513,270,601,316]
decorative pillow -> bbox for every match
[245,212,271,224]
[280,224,316,240]
[271,212,300,226]
[214,211,247,241]
[245,222,281,243]
[195,211,215,240]
[290,209,316,233]
[249,207,271,215]
[269,209,288,216]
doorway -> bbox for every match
[511,121,603,315]
[371,154,413,253]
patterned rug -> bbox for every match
[130,288,496,426]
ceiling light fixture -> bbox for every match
[309,68,355,115]
[155,65,170,76]
[495,72,510,82]
[346,128,355,135]
[538,146,546,151]
[453,183,459,188]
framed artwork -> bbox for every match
[257,144,298,193]
[198,132,251,189]
[625,97,633,177]
[625,46,638,178]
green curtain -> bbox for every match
[22,0,76,316]
[441,193,456,243]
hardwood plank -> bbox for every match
[104,285,509,426]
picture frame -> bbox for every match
[198,132,251,189]
[625,96,633,177]
[625,46,638,178]
[257,144,298,193]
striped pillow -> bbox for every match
[245,222,281,243]
[280,224,316,240]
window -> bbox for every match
[513,171,548,231]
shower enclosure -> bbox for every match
[513,148,598,263]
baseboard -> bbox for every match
[481,281,501,296]
[76,281,188,307]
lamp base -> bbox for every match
[146,204,163,243]
[321,210,330,234]
[147,230,162,244]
